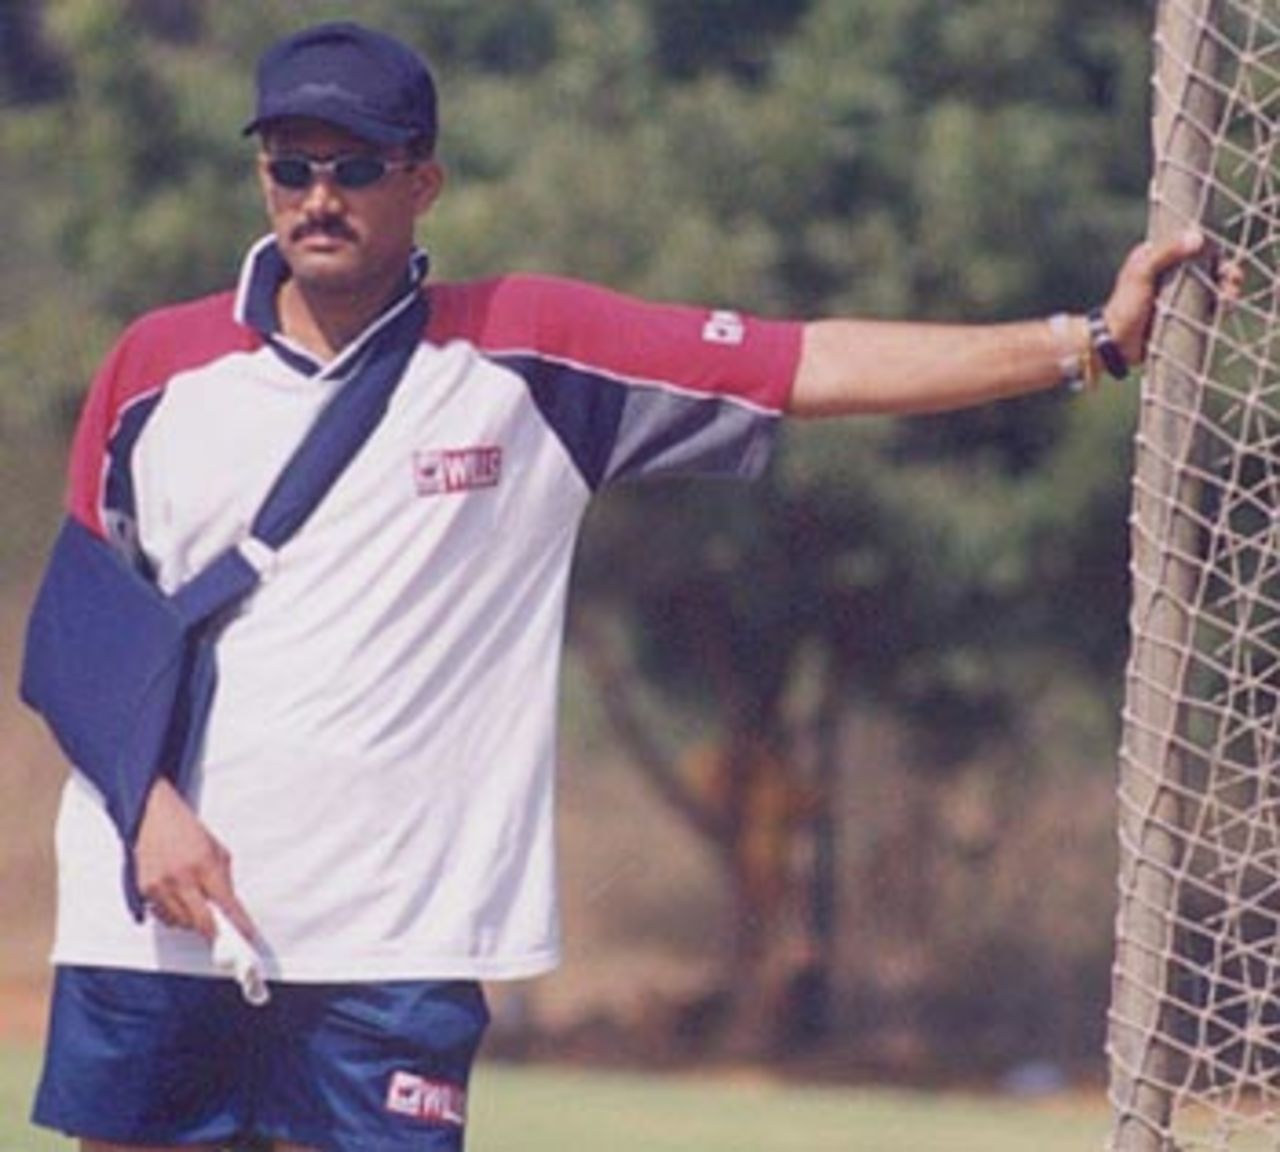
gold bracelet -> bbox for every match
[1080,318,1100,392]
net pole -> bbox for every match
[1108,2,1226,1149]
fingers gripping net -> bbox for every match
[1109,3,1280,1152]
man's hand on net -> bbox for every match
[1102,228,1245,368]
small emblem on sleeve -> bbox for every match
[386,1070,468,1128]
[702,310,746,346]
[412,446,503,496]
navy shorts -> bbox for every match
[33,965,489,1151]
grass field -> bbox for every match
[0,1043,1111,1151]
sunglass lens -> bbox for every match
[268,158,313,190]
[334,157,387,189]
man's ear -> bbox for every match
[411,159,446,218]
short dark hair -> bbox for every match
[404,134,435,161]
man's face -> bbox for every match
[257,117,443,300]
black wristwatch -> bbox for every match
[1086,307,1130,380]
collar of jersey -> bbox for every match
[234,234,430,380]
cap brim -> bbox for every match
[242,98,419,145]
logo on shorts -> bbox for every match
[385,1070,468,1128]
[412,445,503,496]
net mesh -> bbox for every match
[1108,2,1280,1150]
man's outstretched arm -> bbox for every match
[789,230,1211,418]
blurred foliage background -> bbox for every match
[1,0,1163,1079]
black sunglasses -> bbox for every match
[265,153,415,191]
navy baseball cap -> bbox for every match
[243,22,438,149]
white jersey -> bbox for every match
[50,238,802,982]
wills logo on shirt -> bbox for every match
[385,1070,468,1128]
[412,446,503,496]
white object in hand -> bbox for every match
[210,905,270,1006]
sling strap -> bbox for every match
[170,283,429,632]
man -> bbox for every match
[28,19,1212,1152]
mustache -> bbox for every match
[291,218,357,243]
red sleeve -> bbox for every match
[426,274,801,414]
[66,335,132,534]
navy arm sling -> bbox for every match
[21,290,427,919]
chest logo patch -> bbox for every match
[412,446,503,496]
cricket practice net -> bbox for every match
[1108,2,1279,1150]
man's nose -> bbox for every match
[300,174,345,215]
